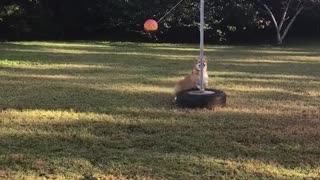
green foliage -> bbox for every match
[0,0,319,42]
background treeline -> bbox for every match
[0,0,319,43]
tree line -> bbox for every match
[0,0,319,44]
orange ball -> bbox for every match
[144,19,158,33]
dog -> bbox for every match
[174,57,208,95]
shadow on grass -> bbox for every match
[0,68,318,113]
[1,43,320,78]
[0,78,174,113]
[3,41,320,55]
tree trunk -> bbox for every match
[277,32,283,45]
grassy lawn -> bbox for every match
[0,41,319,179]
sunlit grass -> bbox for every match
[0,41,319,179]
[6,41,113,48]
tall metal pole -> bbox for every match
[199,0,205,92]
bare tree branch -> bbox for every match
[281,5,305,40]
[284,16,290,21]
[263,4,279,30]
[296,0,303,10]
[279,0,292,30]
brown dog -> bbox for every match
[174,57,208,95]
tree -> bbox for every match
[0,0,319,42]
[261,0,320,45]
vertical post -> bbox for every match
[199,0,205,92]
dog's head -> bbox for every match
[193,57,207,73]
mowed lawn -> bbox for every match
[0,41,319,179]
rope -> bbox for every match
[158,0,187,23]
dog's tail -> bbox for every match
[174,84,181,95]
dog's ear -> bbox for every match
[202,56,207,62]
[195,57,208,63]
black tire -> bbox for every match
[175,88,227,109]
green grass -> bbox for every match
[0,41,319,179]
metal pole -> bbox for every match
[199,0,205,92]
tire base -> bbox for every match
[175,88,227,109]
